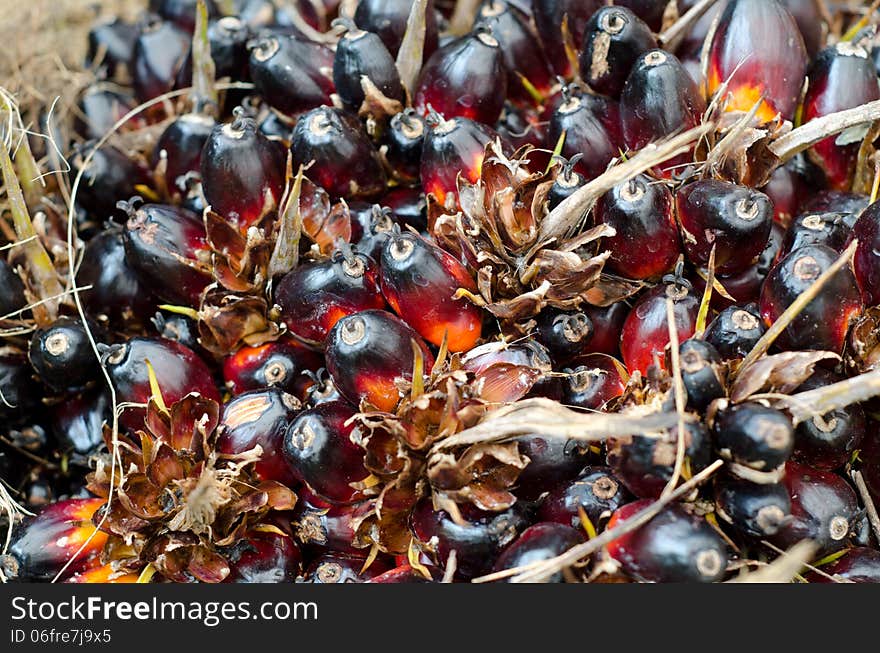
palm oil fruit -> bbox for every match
[380,230,482,352]
[325,310,434,412]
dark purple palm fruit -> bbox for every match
[579,6,658,99]
[675,179,774,275]
[75,85,137,141]
[131,14,190,102]
[803,42,880,191]
[547,85,621,181]
[155,0,219,32]
[28,317,101,394]
[780,211,852,257]
[595,173,679,280]
[383,109,426,184]
[620,49,707,179]
[0,353,40,425]
[332,18,405,112]
[174,16,252,96]
[120,199,212,307]
[354,0,439,61]
[247,34,335,118]
[848,200,880,308]
[77,226,154,325]
[532,0,604,77]
[102,336,220,432]
[200,107,286,232]
[492,523,584,583]
[153,113,215,193]
[420,112,497,208]
[414,26,507,125]
[0,258,26,317]
[86,18,139,78]
[613,0,670,32]
[546,155,586,211]
[476,1,554,104]
[70,143,152,219]
[289,106,387,201]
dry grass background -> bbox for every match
[0,0,146,133]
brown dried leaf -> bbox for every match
[187,546,231,583]
[198,291,281,354]
[730,351,840,403]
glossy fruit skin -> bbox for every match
[0,354,40,424]
[151,311,200,352]
[153,113,214,192]
[223,338,322,400]
[492,523,583,582]
[71,144,151,219]
[534,309,593,366]
[696,221,784,311]
[548,92,621,181]
[414,29,507,125]
[333,25,404,112]
[803,43,880,190]
[75,85,137,141]
[850,202,880,308]
[410,497,533,579]
[580,6,657,99]
[290,107,387,201]
[607,421,712,499]
[2,498,107,581]
[131,17,190,102]
[781,211,851,257]
[580,302,628,357]
[800,190,870,217]
[620,281,700,375]
[546,165,585,212]
[380,231,482,352]
[86,18,139,77]
[0,258,26,316]
[420,116,496,207]
[760,244,863,353]
[712,402,794,476]
[477,1,554,103]
[175,16,252,89]
[354,0,439,60]
[606,501,728,583]
[103,337,220,432]
[384,110,426,184]
[761,163,809,227]
[562,355,626,410]
[64,565,139,584]
[707,0,808,122]
[325,310,434,412]
[537,466,632,529]
[122,203,211,307]
[513,433,590,501]
[275,251,386,345]
[678,339,725,413]
[292,492,360,554]
[28,317,100,393]
[676,180,773,275]
[50,389,110,458]
[613,0,668,32]
[621,49,706,178]
[201,112,286,232]
[532,0,604,77]
[791,369,865,471]
[808,547,880,583]
[773,461,862,555]
[349,204,399,260]
[223,530,302,583]
[704,303,766,360]
[303,552,391,583]
[282,400,371,504]
[155,0,218,32]
[216,388,302,487]
[77,227,154,324]
[596,174,679,279]
[247,35,335,117]
[714,474,791,539]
